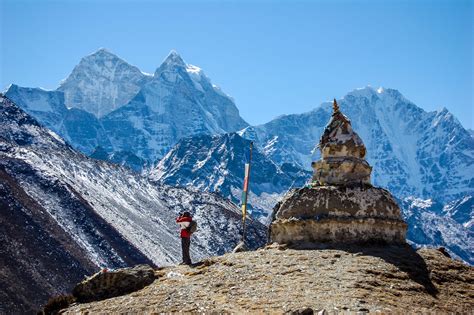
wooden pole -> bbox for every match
[241,141,253,242]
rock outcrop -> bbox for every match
[72,265,155,303]
[270,100,407,245]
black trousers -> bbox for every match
[181,237,191,264]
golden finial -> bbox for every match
[332,98,340,114]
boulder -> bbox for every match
[72,264,155,302]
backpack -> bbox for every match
[186,220,198,234]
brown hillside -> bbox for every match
[63,244,473,314]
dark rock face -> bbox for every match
[72,265,155,303]
[150,132,311,221]
[0,167,96,314]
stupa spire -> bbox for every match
[312,103,371,185]
[332,98,340,115]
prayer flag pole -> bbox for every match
[241,141,253,242]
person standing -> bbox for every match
[176,212,192,265]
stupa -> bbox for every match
[269,99,407,245]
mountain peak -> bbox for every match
[80,48,124,65]
[58,49,149,117]
[93,47,113,54]
[345,86,378,99]
[162,50,186,67]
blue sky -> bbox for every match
[1,0,473,129]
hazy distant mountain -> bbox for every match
[100,50,248,163]
[6,49,248,164]
[5,84,110,154]
[3,48,473,264]
[58,48,152,117]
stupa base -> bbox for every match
[270,217,407,245]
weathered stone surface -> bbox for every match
[63,246,474,313]
[274,186,403,220]
[232,241,248,253]
[269,186,407,244]
[312,156,371,185]
[319,100,366,159]
[270,217,407,244]
[72,264,155,302]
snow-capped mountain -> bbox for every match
[401,197,473,264]
[442,195,474,232]
[5,84,111,155]
[0,95,265,312]
[149,87,472,263]
[149,131,472,263]
[238,87,473,262]
[5,49,248,164]
[58,48,152,117]
[239,87,474,204]
[3,47,472,264]
[100,51,248,163]
[149,133,311,221]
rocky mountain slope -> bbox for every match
[149,133,310,220]
[63,245,474,314]
[5,49,248,162]
[151,113,472,264]
[401,197,473,264]
[0,95,265,313]
[5,84,112,155]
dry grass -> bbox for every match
[64,245,473,314]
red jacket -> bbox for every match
[176,216,192,238]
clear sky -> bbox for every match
[1,0,473,129]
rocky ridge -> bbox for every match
[63,245,474,314]
[240,87,473,204]
[149,132,311,221]
[154,94,472,263]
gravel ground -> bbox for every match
[64,244,473,314]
